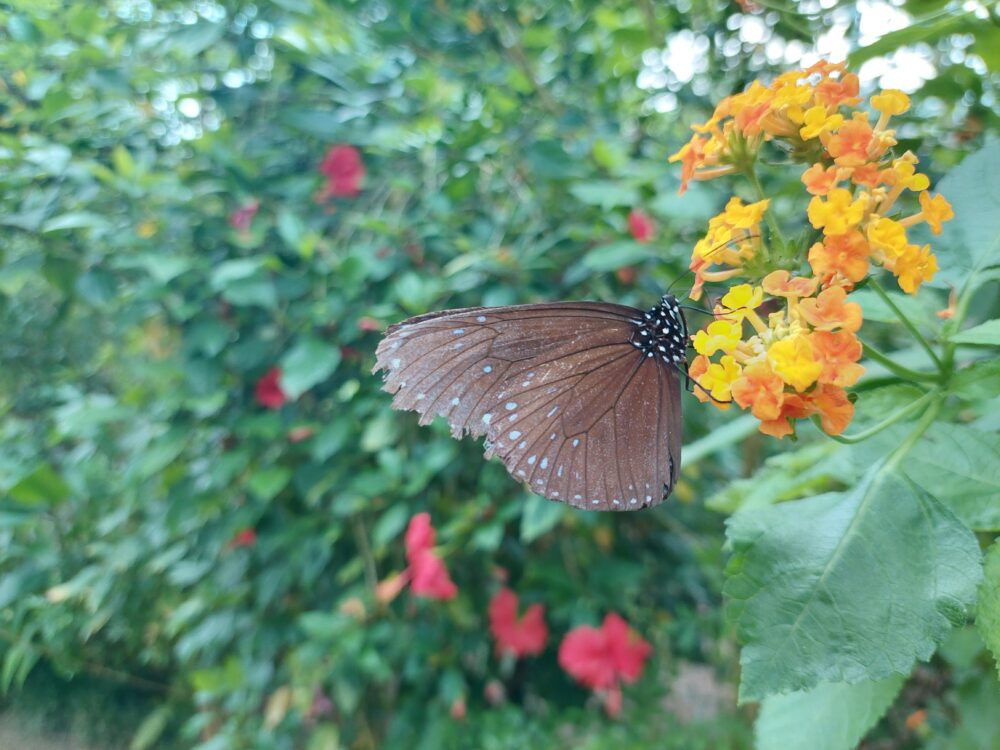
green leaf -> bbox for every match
[581,241,657,272]
[952,360,1000,401]
[950,319,1000,346]
[569,180,640,209]
[755,675,906,750]
[7,464,71,506]
[920,138,1000,289]
[520,495,566,543]
[247,466,291,501]
[706,442,851,514]
[978,542,1000,679]
[902,423,1000,531]
[130,706,172,750]
[726,465,982,702]
[279,338,341,398]
[849,10,977,66]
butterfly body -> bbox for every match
[373,296,686,511]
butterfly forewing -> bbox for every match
[373,301,684,511]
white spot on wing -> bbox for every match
[476,315,486,322]
[483,365,492,373]
[540,458,548,469]
[546,405,559,417]
[572,439,580,447]
[527,455,536,465]
[390,358,401,368]
[453,328,465,334]
[482,413,493,425]
[509,431,521,440]
[451,397,460,406]
[506,402,517,410]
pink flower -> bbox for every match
[402,513,457,600]
[488,588,548,658]
[229,199,260,233]
[255,368,287,409]
[628,209,655,243]
[449,696,466,720]
[229,528,257,548]
[558,612,652,715]
[318,145,364,199]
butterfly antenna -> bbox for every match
[664,231,759,298]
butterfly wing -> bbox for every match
[373,302,682,511]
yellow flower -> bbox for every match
[893,244,939,294]
[918,191,954,235]
[807,188,867,235]
[887,157,929,192]
[768,335,822,393]
[871,89,910,116]
[721,197,770,229]
[692,320,743,357]
[690,354,741,407]
[867,216,908,258]
[799,106,844,140]
[718,284,764,322]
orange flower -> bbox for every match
[850,162,885,188]
[809,384,854,435]
[762,270,819,298]
[814,72,860,109]
[798,286,863,332]
[807,231,870,286]
[801,163,839,196]
[731,361,784,421]
[809,330,865,387]
[826,115,874,167]
[669,136,707,195]
[759,393,812,439]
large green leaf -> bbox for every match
[950,319,1000,346]
[581,240,658,272]
[726,465,982,702]
[755,675,906,750]
[901,423,1000,531]
[280,338,341,398]
[919,138,1000,289]
[978,542,1000,679]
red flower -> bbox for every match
[403,513,457,600]
[628,209,655,243]
[409,549,458,600]
[558,612,652,692]
[229,199,259,233]
[230,528,257,548]
[255,367,287,409]
[318,145,364,199]
[488,588,548,658]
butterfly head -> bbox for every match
[632,296,688,366]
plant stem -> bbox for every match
[744,166,786,249]
[820,388,937,444]
[860,342,939,383]
[883,393,943,473]
[869,277,944,372]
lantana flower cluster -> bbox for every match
[669,61,953,438]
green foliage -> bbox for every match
[0,1,997,748]
[755,675,906,750]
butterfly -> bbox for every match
[372,295,689,511]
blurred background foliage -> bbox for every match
[0,0,998,748]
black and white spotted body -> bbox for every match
[630,294,688,367]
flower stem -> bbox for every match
[868,277,944,372]
[860,342,939,383]
[820,388,937,444]
[883,392,943,473]
[744,166,787,249]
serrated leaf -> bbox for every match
[280,338,341,398]
[901,423,1000,531]
[978,542,1000,679]
[726,465,982,702]
[950,319,1000,346]
[755,675,906,750]
[917,138,1000,289]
